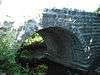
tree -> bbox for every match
[96,5,100,13]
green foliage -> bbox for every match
[0,23,30,74]
[0,25,47,75]
[33,64,48,75]
[96,7,100,13]
[0,30,17,63]
[24,33,44,46]
[96,8,100,13]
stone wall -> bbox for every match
[40,8,100,70]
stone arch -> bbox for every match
[36,26,83,69]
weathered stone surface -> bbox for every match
[2,8,100,71]
[35,9,100,71]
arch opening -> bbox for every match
[16,26,85,71]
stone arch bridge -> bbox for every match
[20,9,100,72]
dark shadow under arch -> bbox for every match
[36,27,84,69]
[36,26,97,71]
